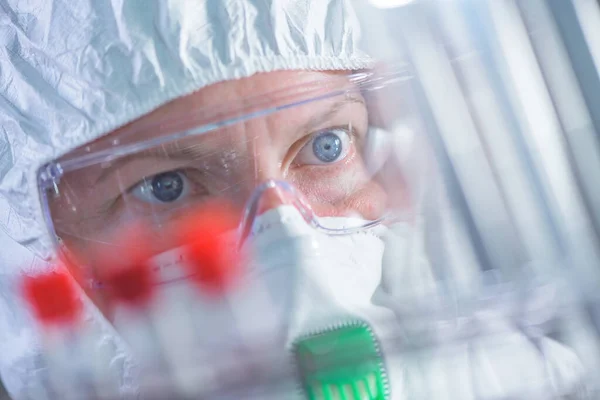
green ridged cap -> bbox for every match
[293,324,388,400]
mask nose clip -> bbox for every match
[238,180,317,245]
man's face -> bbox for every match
[48,70,406,284]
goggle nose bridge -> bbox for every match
[237,180,317,245]
[237,179,390,247]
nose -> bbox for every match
[238,180,316,243]
[255,184,294,216]
[235,152,288,215]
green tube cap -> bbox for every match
[293,323,389,400]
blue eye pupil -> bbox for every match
[151,171,184,202]
[313,131,343,163]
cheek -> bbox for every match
[288,162,412,220]
[333,180,388,220]
[292,171,388,220]
[287,144,392,219]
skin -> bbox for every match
[47,70,408,311]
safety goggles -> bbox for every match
[37,67,428,286]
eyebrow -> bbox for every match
[93,95,366,185]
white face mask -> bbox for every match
[65,205,585,400]
[109,205,402,398]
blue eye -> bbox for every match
[132,170,189,204]
[313,132,343,162]
[295,128,352,165]
[151,171,184,202]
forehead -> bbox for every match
[62,70,353,161]
[148,70,348,119]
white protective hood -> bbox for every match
[0,0,590,399]
[0,0,370,397]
